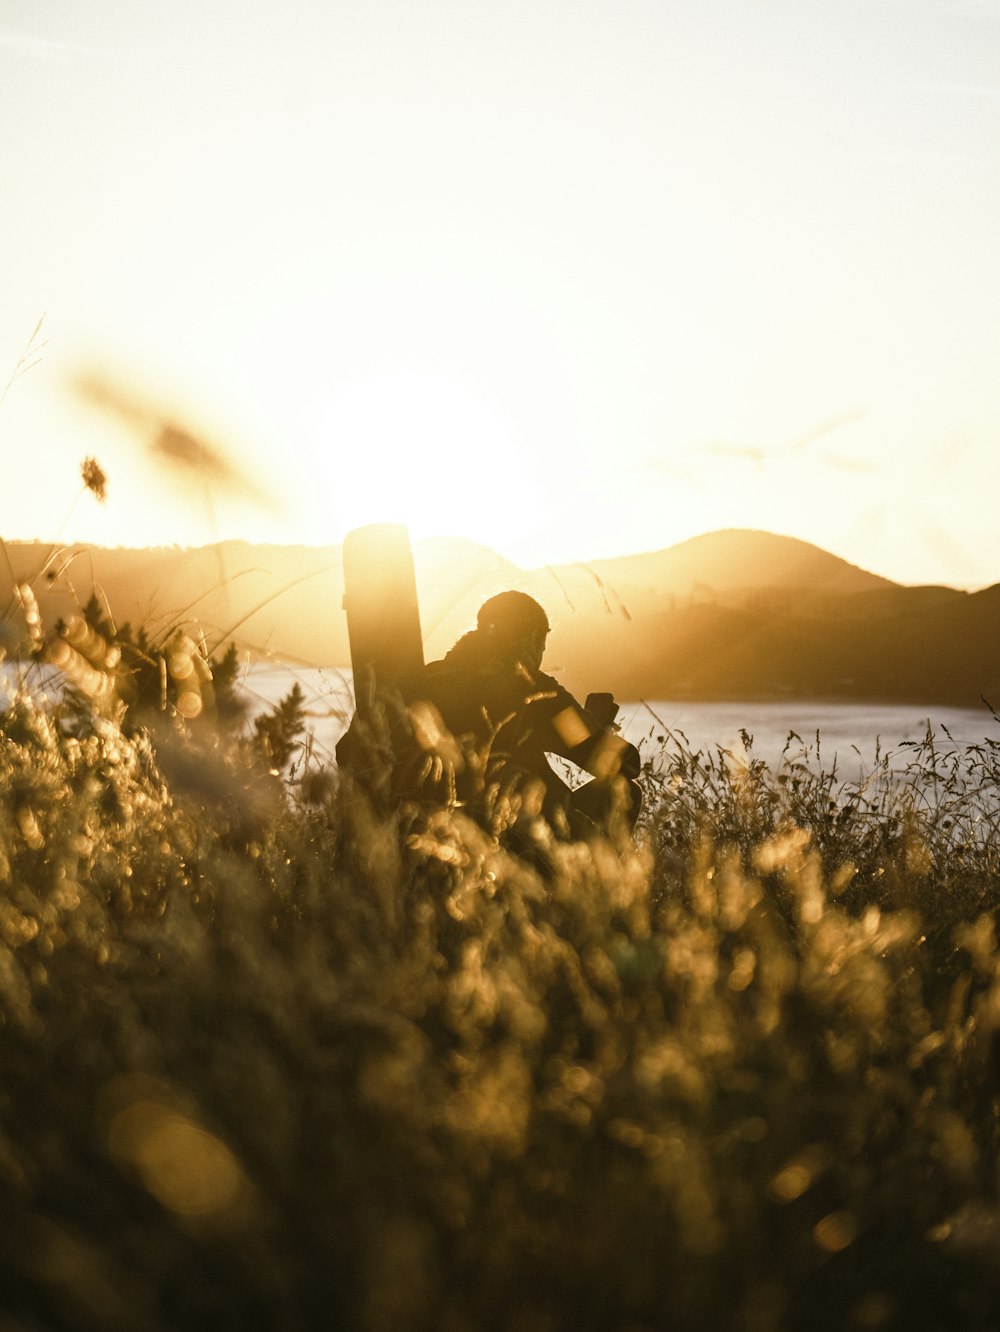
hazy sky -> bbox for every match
[2,0,999,587]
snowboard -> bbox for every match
[342,523,425,715]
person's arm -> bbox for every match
[541,682,641,781]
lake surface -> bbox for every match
[245,664,1000,774]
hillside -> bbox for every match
[1,530,997,706]
[537,534,995,705]
[580,528,896,602]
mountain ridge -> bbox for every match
[1,529,996,706]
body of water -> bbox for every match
[245,665,1000,774]
[4,657,995,774]
[618,698,999,773]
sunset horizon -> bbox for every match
[3,0,1000,590]
[4,516,995,596]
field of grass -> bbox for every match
[1,610,1000,1330]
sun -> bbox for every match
[306,371,555,562]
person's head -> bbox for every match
[477,591,550,670]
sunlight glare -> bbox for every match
[311,372,550,560]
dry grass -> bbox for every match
[0,617,998,1331]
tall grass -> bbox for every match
[1,605,999,1330]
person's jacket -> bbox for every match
[407,630,640,793]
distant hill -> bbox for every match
[0,539,348,662]
[529,532,997,706]
[1,529,997,707]
[582,528,895,600]
[528,529,897,625]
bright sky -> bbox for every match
[2,0,999,587]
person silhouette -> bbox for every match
[403,591,642,840]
